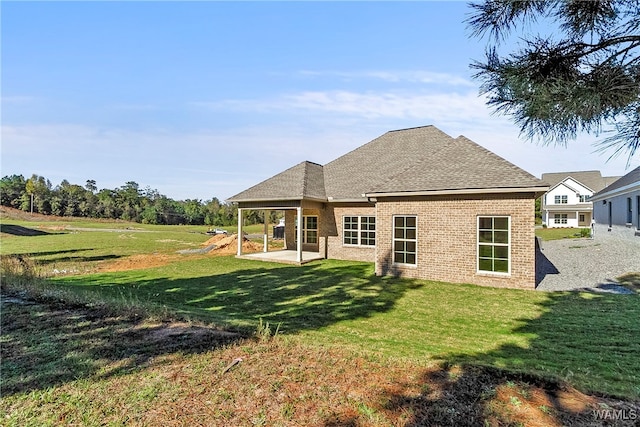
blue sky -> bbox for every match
[3,1,638,201]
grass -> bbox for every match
[535,227,591,241]
[2,216,639,425]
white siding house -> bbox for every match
[541,171,620,228]
[591,166,640,238]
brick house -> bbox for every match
[228,126,548,289]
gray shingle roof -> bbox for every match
[541,170,621,193]
[591,166,640,200]
[228,161,325,202]
[228,125,546,203]
[365,134,545,195]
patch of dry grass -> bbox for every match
[2,295,638,426]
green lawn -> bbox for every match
[2,220,639,399]
[535,227,591,240]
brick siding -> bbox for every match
[373,194,536,289]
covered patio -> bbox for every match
[227,160,328,265]
[235,204,323,264]
[237,249,324,265]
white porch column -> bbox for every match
[237,208,243,256]
[296,206,303,263]
[263,210,269,253]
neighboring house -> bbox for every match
[540,171,620,228]
[590,166,640,237]
[228,126,548,289]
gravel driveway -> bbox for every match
[536,231,640,293]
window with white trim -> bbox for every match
[478,216,510,274]
[343,216,375,246]
[554,195,568,204]
[294,215,318,244]
[393,216,417,265]
[554,213,568,224]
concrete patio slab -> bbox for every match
[236,250,324,265]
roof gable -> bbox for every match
[541,170,619,193]
[228,161,326,202]
[546,177,594,195]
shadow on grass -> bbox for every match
[2,260,421,396]
[53,261,421,333]
[0,224,64,236]
[0,296,243,396]
[378,291,640,426]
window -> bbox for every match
[627,198,633,224]
[393,216,417,265]
[343,216,375,246]
[478,216,510,274]
[579,214,585,222]
[294,215,318,244]
[554,213,568,224]
[579,194,589,203]
[554,195,568,204]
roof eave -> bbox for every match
[226,196,327,204]
[365,186,550,198]
[590,182,640,201]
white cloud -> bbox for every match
[298,70,474,86]
[195,89,492,128]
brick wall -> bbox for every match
[281,195,537,289]
[373,194,537,289]
[324,204,376,262]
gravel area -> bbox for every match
[536,231,640,293]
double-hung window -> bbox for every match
[393,216,417,265]
[343,216,375,246]
[554,213,568,225]
[478,216,510,274]
[554,195,568,204]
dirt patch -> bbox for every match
[98,254,179,272]
[96,235,262,272]
[201,233,230,246]
[207,233,262,256]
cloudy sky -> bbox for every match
[3,1,638,201]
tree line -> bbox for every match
[0,174,268,226]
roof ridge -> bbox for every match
[387,125,435,133]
